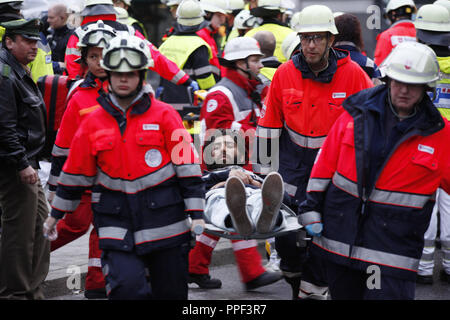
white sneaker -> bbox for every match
[256,172,284,234]
[225,176,253,236]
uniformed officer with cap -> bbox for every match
[0,18,50,300]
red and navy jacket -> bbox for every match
[374,20,416,67]
[254,49,373,205]
[50,89,205,254]
[65,14,190,86]
[48,72,106,191]
[299,85,450,281]
[201,68,266,133]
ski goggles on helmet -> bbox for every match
[102,47,149,70]
[79,29,117,48]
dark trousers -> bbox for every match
[102,242,190,300]
[0,170,50,299]
[324,259,416,300]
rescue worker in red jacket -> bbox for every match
[200,36,265,138]
[253,4,373,299]
[46,20,116,299]
[374,0,417,66]
[190,38,275,290]
[44,34,205,300]
[298,41,450,300]
[65,0,198,94]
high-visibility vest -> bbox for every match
[0,26,54,83]
[126,16,148,39]
[433,56,450,121]
[159,35,212,70]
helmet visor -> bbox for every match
[81,29,116,47]
[103,47,148,70]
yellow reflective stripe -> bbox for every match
[197,73,216,90]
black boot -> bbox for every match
[188,273,222,289]
[284,276,301,300]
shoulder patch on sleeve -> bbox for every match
[206,99,218,112]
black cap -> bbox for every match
[0,18,41,40]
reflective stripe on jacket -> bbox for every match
[50,90,205,254]
[254,49,373,203]
[299,85,450,280]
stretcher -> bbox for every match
[202,203,305,241]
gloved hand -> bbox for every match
[43,216,59,241]
[189,80,200,92]
[305,222,323,237]
[155,86,164,99]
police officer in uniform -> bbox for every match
[0,19,50,300]
[0,0,54,82]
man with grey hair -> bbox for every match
[47,3,72,74]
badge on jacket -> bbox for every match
[206,99,218,112]
[145,149,162,167]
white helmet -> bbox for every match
[101,35,154,72]
[234,9,261,30]
[434,0,450,14]
[255,0,285,12]
[200,0,231,15]
[385,0,416,14]
[115,7,129,24]
[177,0,205,26]
[222,36,263,61]
[281,31,300,60]
[295,5,338,35]
[228,0,245,12]
[81,0,116,16]
[415,4,450,32]
[381,42,440,87]
[77,20,117,48]
[289,11,301,31]
[166,0,181,6]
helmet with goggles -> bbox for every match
[101,35,154,72]
[234,9,261,30]
[77,20,117,49]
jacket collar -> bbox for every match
[223,68,257,95]
[292,47,350,83]
[343,85,446,136]
[0,48,28,79]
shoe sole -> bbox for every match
[225,177,253,236]
[257,172,284,234]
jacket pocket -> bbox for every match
[146,187,184,210]
[411,148,438,171]
[92,135,115,156]
[93,192,124,215]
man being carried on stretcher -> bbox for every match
[202,129,300,237]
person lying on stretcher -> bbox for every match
[201,129,301,238]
